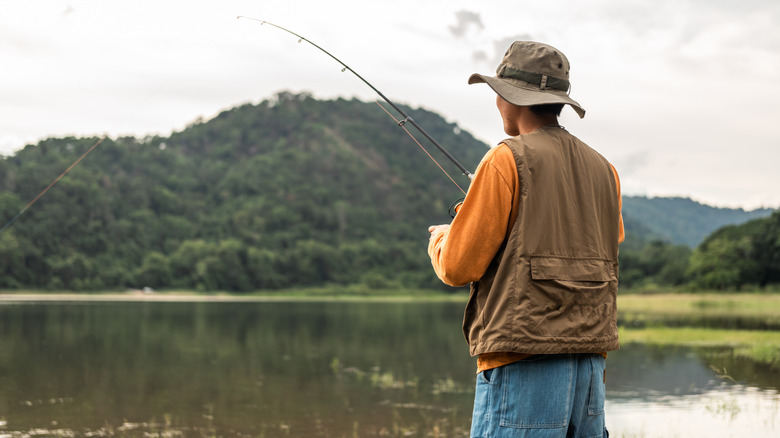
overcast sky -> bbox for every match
[2,0,779,209]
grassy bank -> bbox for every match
[617,293,780,332]
[617,293,780,369]
[618,293,780,314]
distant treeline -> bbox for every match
[619,211,780,290]
[0,93,777,292]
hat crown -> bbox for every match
[467,40,586,118]
[498,41,570,83]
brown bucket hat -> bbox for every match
[468,41,585,118]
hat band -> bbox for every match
[497,65,570,92]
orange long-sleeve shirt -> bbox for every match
[428,141,624,372]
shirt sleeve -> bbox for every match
[610,164,625,244]
[428,145,516,287]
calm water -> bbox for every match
[0,300,777,437]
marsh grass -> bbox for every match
[618,327,780,369]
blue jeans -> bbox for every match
[470,354,608,438]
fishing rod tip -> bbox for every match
[236,15,266,24]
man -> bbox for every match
[428,41,624,438]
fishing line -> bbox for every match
[0,137,105,235]
[237,16,474,187]
[374,101,466,195]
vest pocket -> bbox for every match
[521,256,618,343]
[530,256,616,282]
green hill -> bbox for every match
[0,92,486,291]
[0,93,775,292]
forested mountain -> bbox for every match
[0,93,485,291]
[0,93,776,292]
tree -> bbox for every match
[753,212,780,287]
[136,252,173,289]
[687,236,757,290]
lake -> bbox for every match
[0,299,777,437]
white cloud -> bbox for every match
[448,10,484,38]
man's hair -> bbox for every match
[529,103,564,117]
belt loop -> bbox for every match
[540,75,548,90]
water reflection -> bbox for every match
[607,344,780,437]
[607,388,780,438]
[0,300,776,437]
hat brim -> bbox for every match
[468,73,586,119]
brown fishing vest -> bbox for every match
[463,127,620,356]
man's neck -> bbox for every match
[515,108,559,135]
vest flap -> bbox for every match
[530,256,616,282]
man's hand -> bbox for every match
[428,224,450,242]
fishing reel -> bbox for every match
[448,198,465,219]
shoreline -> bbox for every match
[2,290,779,305]
[0,291,465,303]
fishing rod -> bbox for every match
[238,16,475,189]
[0,137,106,235]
